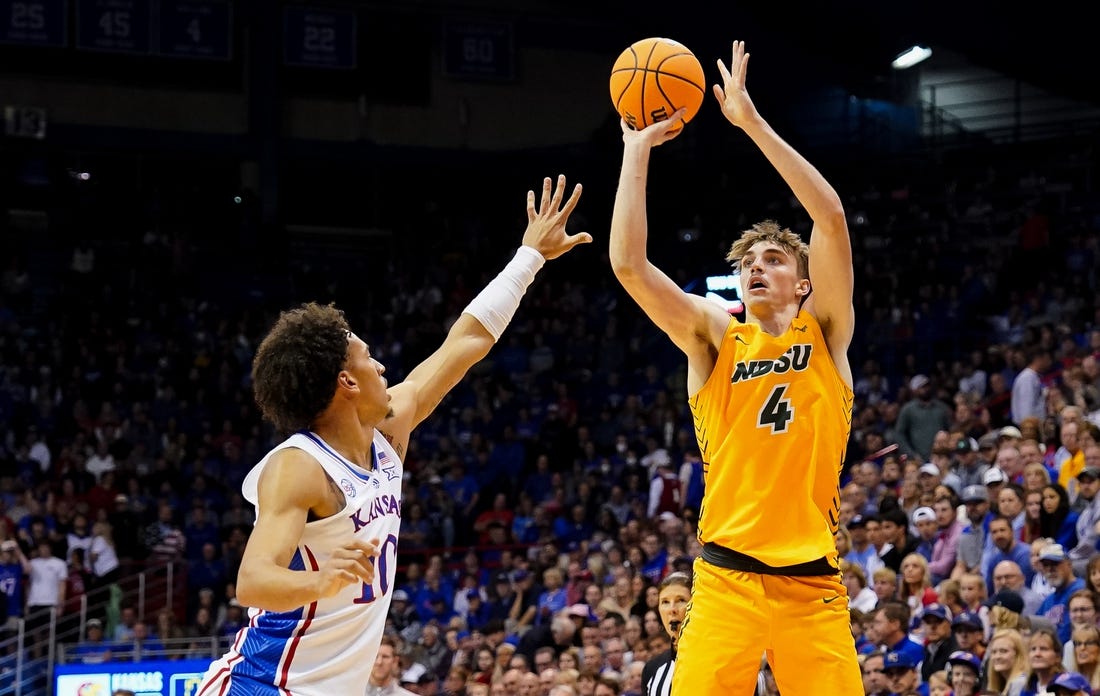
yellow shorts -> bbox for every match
[671,557,862,694]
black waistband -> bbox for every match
[701,542,837,577]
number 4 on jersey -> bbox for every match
[757,384,794,434]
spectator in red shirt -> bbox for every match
[473,493,515,546]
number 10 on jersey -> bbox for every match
[354,534,398,604]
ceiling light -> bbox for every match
[892,45,932,70]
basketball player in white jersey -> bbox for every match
[198,175,590,696]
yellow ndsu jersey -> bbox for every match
[689,310,853,568]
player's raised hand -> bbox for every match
[314,538,379,598]
[620,108,686,149]
[714,40,760,130]
[522,174,592,260]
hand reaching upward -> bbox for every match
[521,175,592,260]
[713,40,761,131]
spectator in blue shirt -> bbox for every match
[443,460,480,544]
[71,619,113,664]
[187,542,227,615]
[639,531,668,585]
[882,648,923,696]
[535,567,567,626]
[872,601,924,668]
[183,506,220,561]
[984,515,1034,591]
[117,621,165,661]
[218,599,247,640]
[464,591,493,633]
[553,504,594,549]
[1037,543,1087,644]
[0,539,29,631]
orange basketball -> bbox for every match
[609,37,706,134]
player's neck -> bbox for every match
[744,303,799,336]
[312,411,376,468]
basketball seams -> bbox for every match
[613,71,636,111]
[611,45,638,113]
[654,53,705,93]
[610,50,691,73]
[656,71,706,94]
[611,67,705,91]
[612,45,639,110]
[611,38,704,129]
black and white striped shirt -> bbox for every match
[642,650,674,696]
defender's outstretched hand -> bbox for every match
[619,109,687,149]
[522,174,592,260]
[713,40,761,130]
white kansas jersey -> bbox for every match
[199,430,403,696]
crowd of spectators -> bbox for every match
[0,127,1098,696]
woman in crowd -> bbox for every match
[1023,463,1052,495]
[642,609,662,641]
[187,606,218,658]
[621,616,644,662]
[937,578,966,619]
[898,477,922,522]
[1021,626,1066,695]
[1024,489,1044,543]
[872,567,899,606]
[558,646,581,673]
[1067,624,1100,691]
[89,520,120,588]
[586,556,609,594]
[835,526,853,560]
[1039,483,1078,549]
[899,553,938,620]
[153,608,185,652]
[1084,556,1100,598]
[471,647,495,685]
[642,571,691,696]
[494,642,516,679]
[989,598,1028,635]
[985,628,1028,695]
[1062,590,1099,667]
[598,574,635,621]
[841,560,879,613]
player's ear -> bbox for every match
[796,279,811,296]
[338,371,357,390]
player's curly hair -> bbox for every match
[252,302,350,434]
[726,220,810,280]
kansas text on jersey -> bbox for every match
[198,430,403,696]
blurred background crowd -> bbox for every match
[1,129,1097,695]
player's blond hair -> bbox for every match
[726,220,810,280]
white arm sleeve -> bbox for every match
[462,246,545,341]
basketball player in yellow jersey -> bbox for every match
[609,40,861,693]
